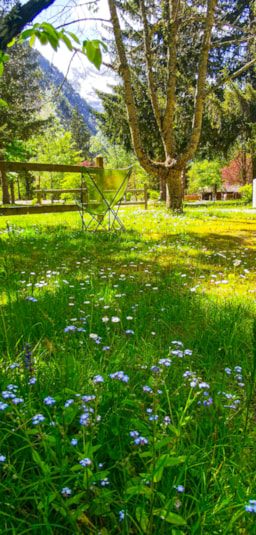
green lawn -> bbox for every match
[0,206,255,534]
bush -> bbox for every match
[239,184,252,203]
[149,189,159,200]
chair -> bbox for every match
[76,166,133,231]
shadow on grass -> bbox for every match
[0,224,255,382]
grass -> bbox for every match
[0,206,256,534]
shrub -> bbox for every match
[149,189,159,200]
[239,184,253,203]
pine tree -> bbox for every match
[70,106,91,161]
[0,43,45,203]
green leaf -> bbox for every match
[66,492,86,506]
[0,65,4,77]
[85,41,96,64]
[60,34,73,51]
[45,32,59,50]
[67,31,80,44]
[32,450,51,475]
[29,34,36,47]
[136,507,149,533]
[20,29,34,40]
[153,437,172,450]
[0,98,8,107]
[63,407,77,425]
[151,455,186,483]
[7,37,16,48]
[38,33,49,46]
[153,509,186,526]
[93,48,102,70]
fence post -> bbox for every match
[37,191,41,204]
[82,186,87,204]
[144,183,148,209]
[95,156,104,168]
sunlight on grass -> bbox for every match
[0,207,255,534]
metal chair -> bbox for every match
[76,166,133,231]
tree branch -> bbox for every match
[107,0,159,175]
[162,0,180,157]
[0,0,56,51]
[139,0,163,139]
[206,58,256,95]
[180,0,218,167]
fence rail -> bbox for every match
[0,161,148,214]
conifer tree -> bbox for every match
[0,44,45,203]
[70,106,91,161]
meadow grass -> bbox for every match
[0,206,255,534]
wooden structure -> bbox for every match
[0,161,148,215]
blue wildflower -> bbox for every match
[93,375,104,384]
[79,458,92,467]
[44,396,56,406]
[129,431,139,438]
[64,326,76,333]
[32,414,45,425]
[134,436,149,446]
[61,487,72,496]
[64,399,74,408]
[174,485,184,493]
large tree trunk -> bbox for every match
[0,143,10,204]
[251,152,256,181]
[241,150,247,185]
[165,168,183,212]
[10,180,15,204]
[159,175,166,202]
[1,168,10,204]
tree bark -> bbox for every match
[10,180,15,204]
[0,0,56,51]
[251,152,256,181]
[0,142,10,204]
[165,168,183,212]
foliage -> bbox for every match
[89,131,150,188]
[94,0,255,210]
[222,151,252,185]
[187,159,223,194]
[0,2,107,73]
[0,207,255,533]
[239,184,253,203]
[70,106,91,160]
[27,125,81,190]
[0,42,49,203]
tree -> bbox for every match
[106,0,255,211]
[27,123,81,192]
[0,43,47,203]
[222,151,252,185]
[187,159,223,198]
[70,106,91,160]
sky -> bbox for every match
[32,0,117,110]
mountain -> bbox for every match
[38,53,96,134]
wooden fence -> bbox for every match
[0,161,148,215]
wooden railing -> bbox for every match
[0,161,148,214]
